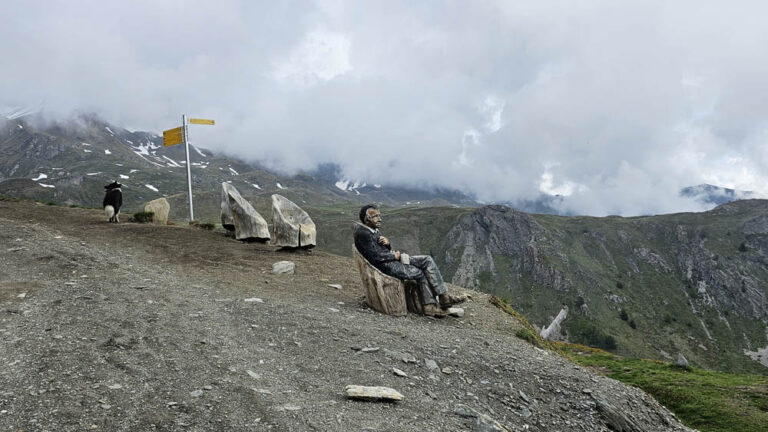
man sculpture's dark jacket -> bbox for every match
[354,223,411,279]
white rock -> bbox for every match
[247,370,261,379]
[676,353,689,367]
[272,261,295,274]
[244,298,264,303]
[344,385,404,401]
[540,307,568,340]
[425,359,439,371]
[447,307,464,317]
[144,198,170,225]
[328,284,342,289]
[393,368,408,377]
[190,390,203,397]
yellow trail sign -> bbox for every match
[189,118,215,125]
[163,126,184,147]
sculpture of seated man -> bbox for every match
[353,204,464,317]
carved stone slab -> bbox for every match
[271,194,316,248]
[220,183,270,241]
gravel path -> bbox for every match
[0,200,693,431]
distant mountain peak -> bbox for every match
[680,184,755,206]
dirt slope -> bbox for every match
[0,199,692,431]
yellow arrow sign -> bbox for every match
[163,126,184,147]
[189,118,215,125]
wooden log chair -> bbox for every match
[353,245,424,316]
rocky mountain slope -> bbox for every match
[0,114,476,215]
[0,199,692,431]
[326,202,768,374]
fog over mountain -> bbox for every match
[2,0,767,216]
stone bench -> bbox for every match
[353,245,423,316]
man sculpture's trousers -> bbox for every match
[401,255,447,305]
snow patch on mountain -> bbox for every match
[229,167,239,175]
[119,175,129,179]
[276,182,286,189]
[162,155,182,168]
[134,144,151,156]
[38,183,55,188]
[32,173,47,181]
[335,179,366,192]
[192,146,206,157]
[145,184,159,192]
[105,126,114,135]
[104,149,111,155]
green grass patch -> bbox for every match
[132,211,154,223]
[558,343,768,432]
[189,220,216,230]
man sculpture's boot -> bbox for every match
[423,303,447,317]
[439,293,469,308]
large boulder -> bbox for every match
[220,183,270,241]
[144,198,170,225]
[271,194,316,248]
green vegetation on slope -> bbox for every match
[493,295,768,432]
[558,344,768,432]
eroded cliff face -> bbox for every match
[436,201,768,373]
[444,205,571,292]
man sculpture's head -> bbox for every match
[359,204,382,229]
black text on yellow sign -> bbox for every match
[163,126,184,147]
[189,118,215,125]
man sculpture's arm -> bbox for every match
[355,228,397,265]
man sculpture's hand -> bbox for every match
[378,236,390,246]
[394,250,401,260]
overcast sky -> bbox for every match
[2,0,767,215]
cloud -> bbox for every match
[2,0,768,215]
[272,30,352,87]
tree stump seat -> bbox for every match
[353,245,423,316]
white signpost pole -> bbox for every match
[182,114,194,221]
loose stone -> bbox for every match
[345,385,404,402]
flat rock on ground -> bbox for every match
[0,199,693,431]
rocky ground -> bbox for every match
[0,199,693,431]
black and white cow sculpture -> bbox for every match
[103,181,123,223]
